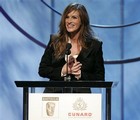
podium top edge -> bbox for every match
[14,81,118,88]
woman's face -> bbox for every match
[65,10,81,34]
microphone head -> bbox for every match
[65,43,72,55]
[66,43,72,50]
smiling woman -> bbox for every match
[38,3,105,93]
[65,11,81,33]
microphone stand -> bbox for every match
[63,50,73,93]
[64,43,72,82]
[63,43,73,93]
[64,50,71,82]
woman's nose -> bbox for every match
[67,17,73,22]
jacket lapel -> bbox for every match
[77,37,101,61]
[77,39,94,60]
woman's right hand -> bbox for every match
[70,60,82,79]
[61,56,82,78]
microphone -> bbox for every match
[65,43,72,55]
[65,43,72,82]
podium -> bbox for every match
[15,81,118,120]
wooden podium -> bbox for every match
[15,81,118,120]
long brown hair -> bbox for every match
[52,3,94,59]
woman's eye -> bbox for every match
[66,16,79,19]
[66,16,69,19]
[72,16,77,19]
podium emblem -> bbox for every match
[73,97,87,110]
[46,102,55,116]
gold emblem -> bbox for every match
[46,102,55,116]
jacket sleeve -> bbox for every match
[80,40,105,81]
[38,35,64,81]
[93,42,105,80]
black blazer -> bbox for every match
[38,34,105,93]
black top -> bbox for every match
[38,34,105,93]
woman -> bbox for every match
[38,3,105,93]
